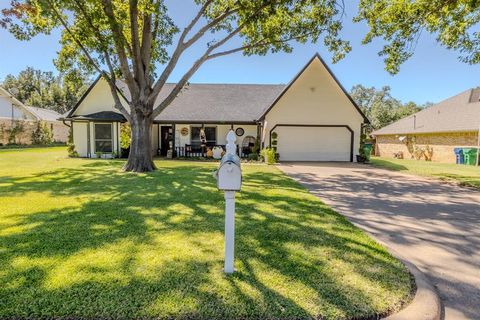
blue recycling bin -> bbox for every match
[454,148,464,164]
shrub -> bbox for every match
[7,121,25,144]
[31,121,53,145]
[248,153,259,161]
[120,123,131,149]
[66,126,79,157]
[261,148,276,165]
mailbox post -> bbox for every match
[213,130,242,274]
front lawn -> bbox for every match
[0,147,412,319]
[370,157,480,189]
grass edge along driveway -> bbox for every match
[0,147,413,319]
[370,156,480,190]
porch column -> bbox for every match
[87,121,91,158]
[172,123,176,158]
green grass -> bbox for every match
[370,157,480,189]
[0,147,413,319]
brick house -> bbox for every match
[0,86,69,145]
[372,88,480,163]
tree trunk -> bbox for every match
[123,109,156,172]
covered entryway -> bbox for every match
[271,125,353,161]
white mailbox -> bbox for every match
[213,129,242,274]
[216,154,242,191]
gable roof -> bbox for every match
[372,88,480,136]
[0,86,38,120]
[258,53,370,123]
[65,75,102,119]
[0,87,62,121]
[67,53,368,124]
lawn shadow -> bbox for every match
[0,161,412,319]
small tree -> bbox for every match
[31,121,54,145]
[67,126,79,157]
[6,121,25,145]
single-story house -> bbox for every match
[0,86,69,144]
[372,88,480,163]
[64,54,369,161]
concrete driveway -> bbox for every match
[277,162,480,320]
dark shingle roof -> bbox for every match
[372,88,480,136]
[116,81,285,123]
[72,111,127,122]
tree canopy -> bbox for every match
[1,0,351,120]
[1,67,89,114]
[350,84,429,130]
[1,0,355,171]
[355,0,480,74]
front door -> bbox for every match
[160,126,172,156]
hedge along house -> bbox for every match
[0,86,69,145]
[64,54,369,161]
[372,88,480,163]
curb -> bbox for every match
[383,257,441,320]
[334,216,442,320]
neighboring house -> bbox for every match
[372,88,480,163]
[64,54,369,161]
[0,87,69,145]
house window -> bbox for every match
[94,123,113,153]
[191,126,216,148]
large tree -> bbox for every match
[355,0,480,74]
[350,84,426,130]
[2,67,88,114]
[1,0,351,172]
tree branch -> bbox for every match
[151,23,245,118]
[129,0,145,91]
[148,0,216,104]
[207,31,317,60]
[140,12,152,87]
[101,0,137,95]
[45,0,103,76]
[68,0,130,119]
[152,25,317,119]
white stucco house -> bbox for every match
[0,86,69,144]
[64,54,369,161]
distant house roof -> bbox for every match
[372,88,480,136]
[0,86,38,119]
[115,81,285,123]
[0,86,63,122]
[24,106,62,122]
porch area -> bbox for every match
[153,123,260,159]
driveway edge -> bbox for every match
[345,221,441,320]
[276,164,443,320]
[383,257,441,320]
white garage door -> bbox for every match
[274,126,351,161]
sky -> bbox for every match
[0,0,479,105]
